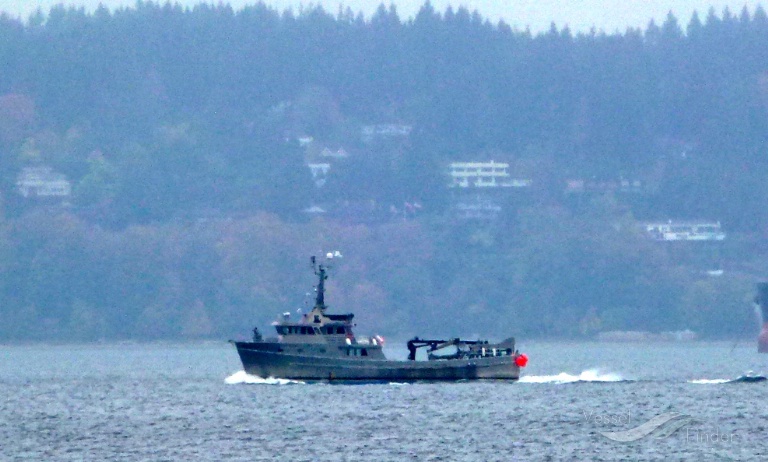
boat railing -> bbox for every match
[468,347,514,358]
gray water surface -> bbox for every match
[1,341,765,461]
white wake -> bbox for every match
[519,369,624,384]
[225,370,304,385]
[687,378,730,384]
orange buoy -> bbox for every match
[515,353,528,367]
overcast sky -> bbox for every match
[0,1,764,32]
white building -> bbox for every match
[361,124,413,142]
[17,166,71,198]
[448,161,532,188]
[298,136,314,147]
[320,147,348,159]
[307,163,331,187]
[453,198,502,220]
[565,178,646,194]
[643,221,726,241]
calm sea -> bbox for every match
[1,341,766,461]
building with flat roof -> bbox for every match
[643,221,725,241]
[448,161,531,188]
[17,166,71,198]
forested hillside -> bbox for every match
[0,1,766,341]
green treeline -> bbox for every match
[0,2,765,341]
[0,208,757,341]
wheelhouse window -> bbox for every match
[347,348,364,356]
[336,326,345,335]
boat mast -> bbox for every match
[311,256,328,311]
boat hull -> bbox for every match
[233,342,520,381]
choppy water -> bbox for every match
[1,341,766,461]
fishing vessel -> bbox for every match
[231,255,528,381]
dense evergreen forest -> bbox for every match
[0,1,767,342]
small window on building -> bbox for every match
[361,349,368,356]
[336,327,345,335]
[308,327,315,335]
[300,327,307,335]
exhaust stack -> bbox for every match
[756,282,768,353]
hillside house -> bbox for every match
[453,196,502,220]
[307,163,331,187]
[361,124,413,143]
[298,136,314,147]
[643,221,725,241]
[448,161,532,188]
[320,147,348,159]
[17,166,71,198]
[565,178,646,195]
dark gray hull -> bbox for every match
[233,342,520,381]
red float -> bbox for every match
[515,353,528,368]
